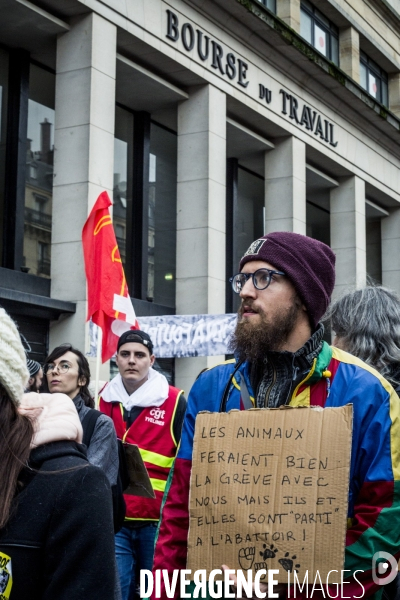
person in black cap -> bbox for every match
[99,330,186,600]
[25,359,43,393]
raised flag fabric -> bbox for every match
[82,191,138,362]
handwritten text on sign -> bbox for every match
[187,406,352,583]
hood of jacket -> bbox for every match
[19,392,83,448]
[27,439,88,469]
[101,367,169,410]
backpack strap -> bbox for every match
[82,409,102,447]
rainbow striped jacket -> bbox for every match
[153,343,400,599]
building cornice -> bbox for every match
[230,0,400,141]
[376,0,400,27]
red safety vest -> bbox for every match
[100,386,182,521]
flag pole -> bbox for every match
[94,326,102,408]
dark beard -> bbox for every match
[229,299,302,362]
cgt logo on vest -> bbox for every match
[146,408,166,426]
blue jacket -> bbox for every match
[154,343,400,599]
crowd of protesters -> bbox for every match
[1,231,400,599]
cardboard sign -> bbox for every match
[187,406,352,582]
[124,443,155,498]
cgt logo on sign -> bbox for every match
[145,409,166,426]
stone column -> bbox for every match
[389,74,400,117]
[264,136,306,235]
[50,13,116,376]
[277,0,301,33]
[382,208,400,295]
[175,85,226,393]
[330,176,366,299]
[339,27,360,82]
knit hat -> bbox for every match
[239,232,336,328]
[0,308,30,406]
[27,359,41,378]
[117,330,154,354]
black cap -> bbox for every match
[117,330,154,354]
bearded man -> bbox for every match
[153,232,400,599]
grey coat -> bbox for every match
[72,394,119,487]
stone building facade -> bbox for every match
[0,0,399,390]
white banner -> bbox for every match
[88,314,237,358]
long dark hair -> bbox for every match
[0,386,34,529]
[43,344,94,408]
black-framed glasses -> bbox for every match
[44,361,72,375]
[229,268,285,294]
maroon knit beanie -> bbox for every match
[239,232,336,328]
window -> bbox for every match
[306,201,330,246]
[37,241,50,276]
[113,109,177,309]
[113,105,134,268]
[147,123,177,308]
[360,51,388,106]
[257,0,276,12]
[300,0,339,65]
[365,201,387,284]
[233,167,264,272]
[115,223,124,240]
[227,165,265,313]
[366,219,382,284]
[34,194,47,212]
[24,64,55,278]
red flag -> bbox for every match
[82,191,139,362]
